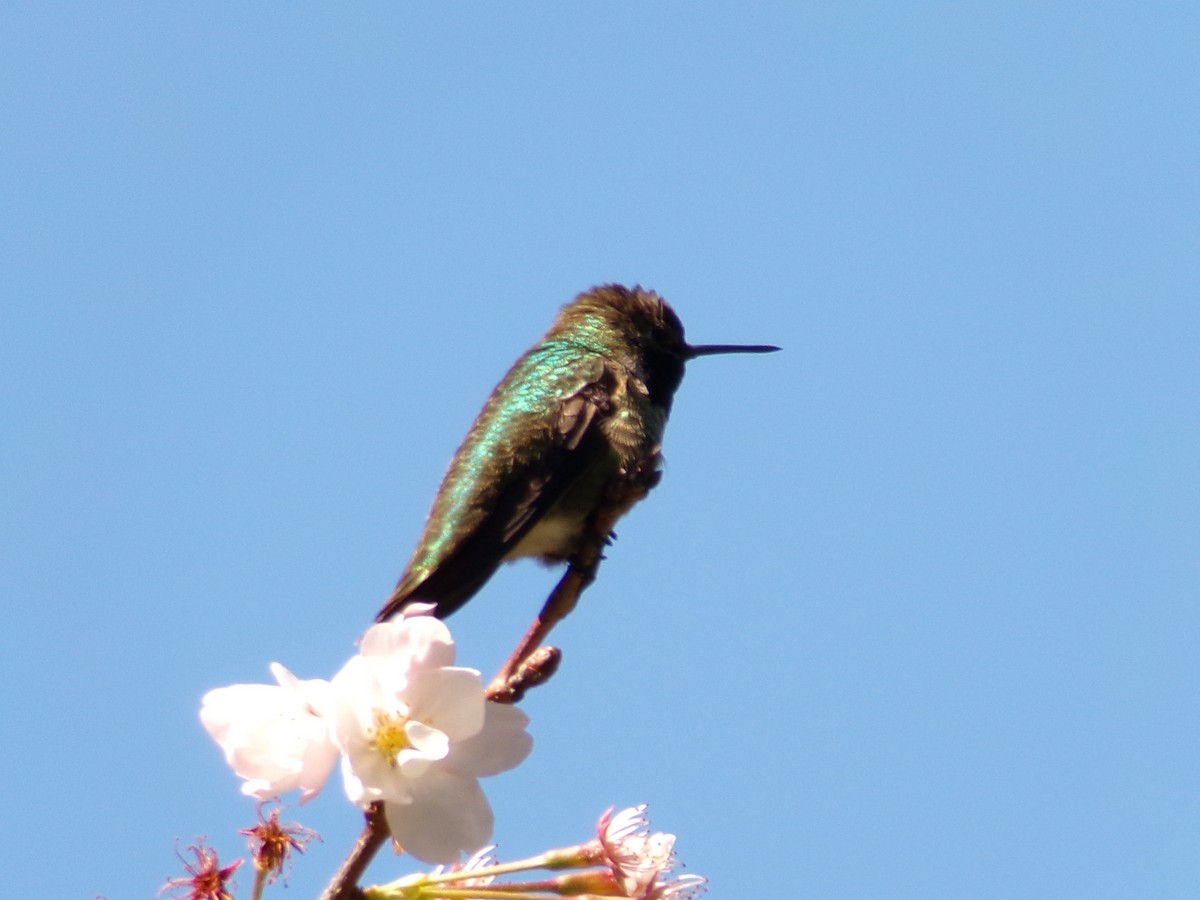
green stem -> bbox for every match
[249,865,269,900]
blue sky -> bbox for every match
[2,3,1197,897]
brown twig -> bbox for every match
[319,803,390,900]
[485,644,563,705]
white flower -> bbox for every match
[598,805,706,899]
[200,663,338,803]
[198,609,533,865]
[332,618,532,864]
[650,872,708,899]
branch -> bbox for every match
[319,803,390,900]
[486,645,562,705]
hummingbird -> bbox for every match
[376,284,779,625]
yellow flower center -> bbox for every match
[368,709,412,766]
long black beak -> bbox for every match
[684,342,781,358]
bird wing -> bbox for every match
[376,351,615,621]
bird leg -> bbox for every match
[488,540,603,693]
[489,455,662,694]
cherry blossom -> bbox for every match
[200,663,338,803]
[598,805,706,900]
[333,618,532,863]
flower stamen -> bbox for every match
[368,709,412,765]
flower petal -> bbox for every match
[200,673,337,801]
[200,684,281,749]
[340,755,371,806]
[359,618,455,690]
[329,656,374,752]
[405,719,450,759]
[445,702,532,777]
[396,718,447,779]
[404,668,486,741]
[298,727,341,803]
[384,768,493,864]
